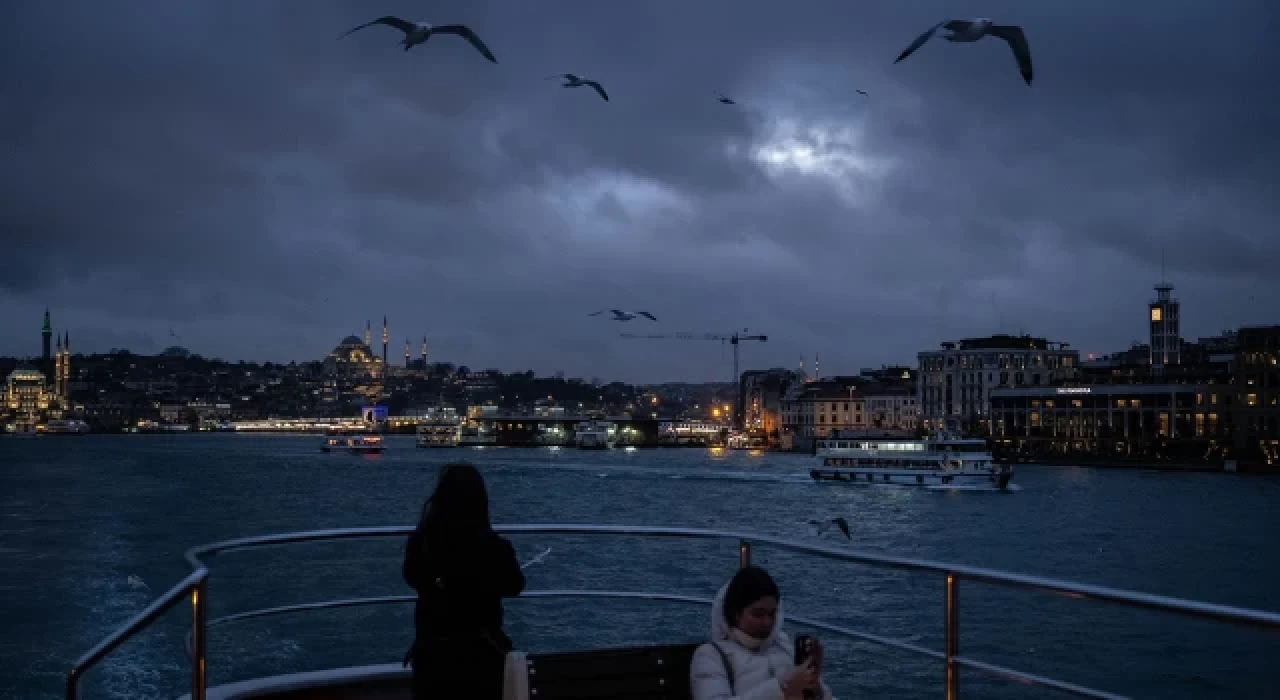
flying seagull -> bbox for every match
[894,18,1033,85]
[589,310,656,321]
[339,17,498,63]
[810,517,852,540]
[547,73,610,102]
[717,94,736,105]
[521,546,552,570]
[855,89,869,96]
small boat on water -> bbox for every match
[810,430,1013,490]
[41,419,91,435]
[6,420,38,438]
[320,433,384,454]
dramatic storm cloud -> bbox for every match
[2,0,1276,382]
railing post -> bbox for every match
[945,573,959,699]
[192,578,208,700]
[738,539,751,569]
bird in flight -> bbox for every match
[717,94,737,105]
[588,310,657,321]
[547,73,610,102]
[810,517,852,540]
[855,89,869,96]
[339,16,498,63]
[894,18,1033,85]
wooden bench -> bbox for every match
[525,642,701,700]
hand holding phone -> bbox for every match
[794,635,821,700]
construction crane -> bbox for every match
[619,329,768,428]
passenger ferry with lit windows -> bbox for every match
[810,429,1013,490]
[319,433,385,454]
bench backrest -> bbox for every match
[525,642,701,700]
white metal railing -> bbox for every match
[66,524,1280,700]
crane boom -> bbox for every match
[618,330,769,428]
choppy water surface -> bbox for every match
[2,435,1278,699]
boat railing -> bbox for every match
[66,523,1280,700]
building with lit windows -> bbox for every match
[918,335,1079,434]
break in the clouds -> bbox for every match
[1,0,1277,383]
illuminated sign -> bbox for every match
[1055,387,1091,395]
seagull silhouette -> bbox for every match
[811,517,852,540]
[546,73,610,102]
[894,18,1033,85]
[339,16,498,63]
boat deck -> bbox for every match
[67,523,1280,700]
[186,643,699,700]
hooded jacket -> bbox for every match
[689,582,835,700]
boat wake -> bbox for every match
[927,483,1022,493]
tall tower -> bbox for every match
[382,316,389,366]
[61,332,70,401]
[404,339,411,368]
[41,309,52,371]
[1149,283,1181,374]
[364,320,372,347]
[421,337,429,372]
[54,334,64,400]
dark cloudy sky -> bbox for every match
[2,1,1276,383]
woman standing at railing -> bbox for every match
[402,463,526,699]
[691,565,834,700]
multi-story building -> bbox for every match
[918,335,1079,434]
[5,367,51,417]
[780,379,866,444]
[739,368,798,440]
[863,384,919,431]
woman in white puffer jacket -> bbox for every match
[689,566,835,700]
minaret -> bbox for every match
[421,337,429,373]
[364,320,372,347]
[61,332,70,401]
[382,316,389,366]
[814,353,820,381]
[41,309,52,373]
[54,333,64,399]
[404,339,411,369]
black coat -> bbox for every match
[403,528,526,699]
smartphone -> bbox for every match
[794,635,819,700]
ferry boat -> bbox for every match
[319,433,384,454]
[457,423,497,447]
[40,419,91,435]
[6,420,38,438]
[64,522,1280,700]
[810,430,1013,490]
[574,420,616,450]
[415,421,459,448]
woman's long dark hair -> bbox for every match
[414,463,493,551]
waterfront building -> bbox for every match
[739,368,797,440]
[5,366,51,417]
[918,335,1079,434]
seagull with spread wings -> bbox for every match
[547,73,610,102]
[588,310,657,322]
[810,517,852,540]
[894,18,1033,85]
[339,16,498,63]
